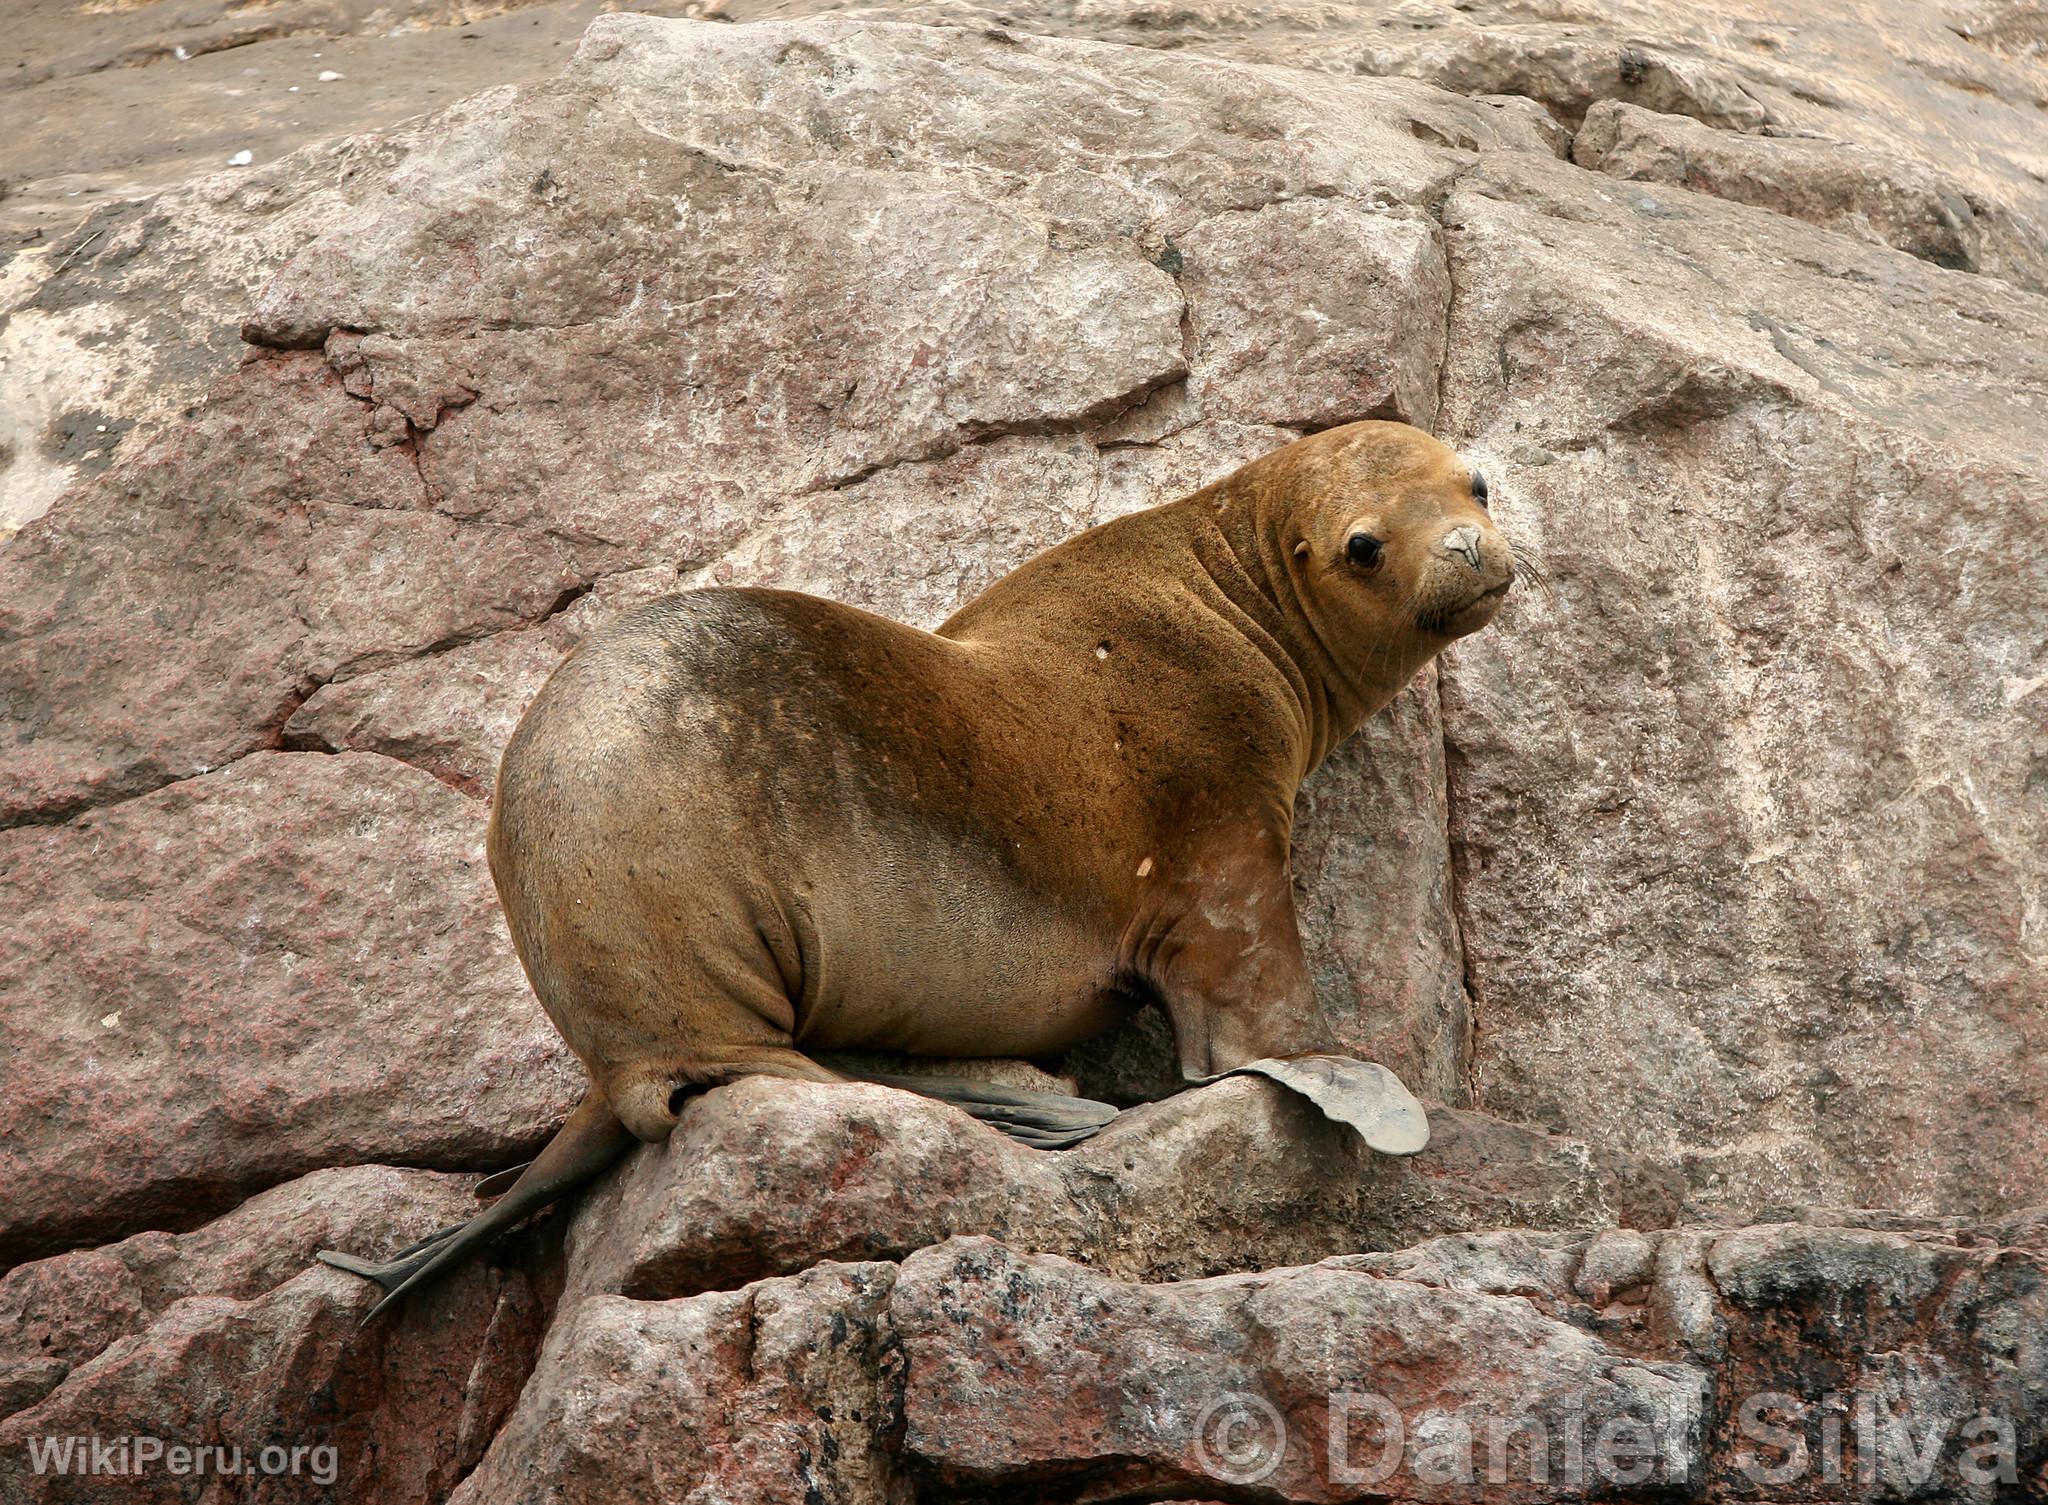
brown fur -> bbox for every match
[492,419,1512,1138]
[322,420,1513,1316]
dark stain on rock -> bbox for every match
[41,409,133,477]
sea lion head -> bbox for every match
[1271,421,1514,654]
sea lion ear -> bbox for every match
[1293,539,1311,559]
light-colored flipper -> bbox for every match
[1197,1054,1431,1155]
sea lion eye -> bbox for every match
[1347,533,1383,568]
[1471,470,1490,508]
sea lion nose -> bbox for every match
[1441,524,1483,571]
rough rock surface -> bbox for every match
[724,0,2048,290]
[1571,98,2048,287]
[9,4,2041,1218]
[0,751,582,1263]
[533,1076,1682,1304]
[1433,147,2048,1214]
[2,5,2046,1502]
[0,1165,549,1504]
[452,1224,2046,1503]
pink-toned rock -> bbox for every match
[1290,669,1470,1105]
[281,565,682,796]
[894,1237,1708,1501]
[0,1162,547,1505]
[3,0,2044,1296]
[1177,197,1446,429]
[0,348,608,824]
[1572,100,2048,291]
[542,1074,1679,1306]
[0,1268,542,1505]
[1434,147,2048,1215]
[448,1262,904,1505]
[1695,1224,2048,1501]
[0,751,580,1263]
[446,1214,2048,1505]
[0,1165,486,1420]
[734,0,2048,300]
[1,23,1507,1192]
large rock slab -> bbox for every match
[734,0,2048,294]
[4,14,1531,1281]
[4,0,2044,1263]
[1433,148,2048,1215]
[515,1074,1681,1306]
[453,1219,2047,1502]
[448,1262,906,1505]
[893,1238,1708,1501]
[0,348,606,824]
[0,1164,547,1505]
[1572,99,2048,289]
[0,1165,490,1420]
[0,750,580,1263]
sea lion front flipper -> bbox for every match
[844,1070,1121,1149]
[1198,1054,1431,1156]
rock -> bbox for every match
[1433,147,2048,1215]
[0,1164,547,1505]
[1176,196,1446,429]
[448,1262,905,1505]
[893,1238,1709,1501]
[1572,99,2048,291]
[281,565,683,796]
[1339,28,1772,132]
[0,1165,498,1420]
[544,1074,1679,1305]
[1289,670,1470,1106]
[1,153,345,538]
[735,0,2048,303]
[458,1241,1712,1504]
[2,13,1529,1278]
[1,7,2045,1498]
[0,348,608,824]
[0,751,580,1264]
[0,0,2042,1289]
[459,1218,2042,1503]
[1696,1225,2048,1501]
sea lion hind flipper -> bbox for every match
[472,1161,533,1200]
[315,1089,634,1322]
[845,1070,1120,1149]
[315,1223,463,1290]
[1198,1054,1431,1157]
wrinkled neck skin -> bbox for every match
[942,475,1437,802]
[1186,476,1433,780]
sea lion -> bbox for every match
[319,419,1514,1316]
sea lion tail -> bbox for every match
[316,1088,634,1322]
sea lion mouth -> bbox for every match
[1418,580,1511,636]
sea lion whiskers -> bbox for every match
[1509,538,1554,596]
